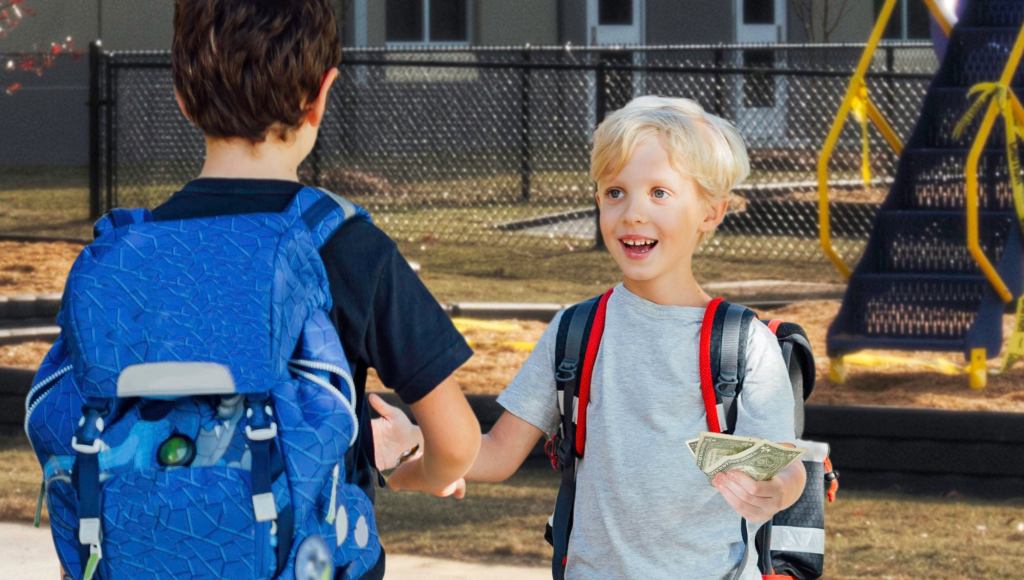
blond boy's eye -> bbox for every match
[607,188,624,199]
[652,188,669,199]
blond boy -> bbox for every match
[373,96,806,579]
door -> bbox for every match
[588,0,643,46]
[586,0,646,128]
[734,0,788,147]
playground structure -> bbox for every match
[820,0,1024,389]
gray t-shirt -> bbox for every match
[497,284,796,580]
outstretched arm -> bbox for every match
[372,395,545,488]
[371,376,480,497]
[465,411,545,483]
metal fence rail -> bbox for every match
[91,43,938,263]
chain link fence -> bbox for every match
[92,43,938,265]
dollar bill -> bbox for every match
[704,440,805,481]
[686,438,699,457]
[694,432,759,473]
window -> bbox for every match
[743,0,775,25]
[599,0,633,25]
[387,0,469,44]
[874,0,931,40]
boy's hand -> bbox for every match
[712,470,786,525]
[369,394,423,471]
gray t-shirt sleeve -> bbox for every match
[496,310,563,435]
[731,319,798,444]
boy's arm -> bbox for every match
[382,375,480,496]
[371,394,545,486]
[465,410,545,483]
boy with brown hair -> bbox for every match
[167,1,480,576]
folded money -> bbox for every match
[688,432,804,482]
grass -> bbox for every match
[399,238,844,303]
[4,433,1021,578]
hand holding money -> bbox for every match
[687,432,804,482]
[690,432,807,524]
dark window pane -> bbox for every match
[907,0,931,39]
[387,0,423,42]
[743,50,775,108]
[599,0,633,25]
[875,0,903,40]
[430,0,467,41]
[744,0,774,24]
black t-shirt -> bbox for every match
[151,178,473,505]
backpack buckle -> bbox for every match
[245,403,278,441]
[71,406,108,455]
[715,379,739,398]
[555,359,578,383]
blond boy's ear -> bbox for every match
[698,197,729,233]
[306,67,340,129]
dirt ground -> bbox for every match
[3,241,1023,412]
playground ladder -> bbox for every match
[822,0,1024,389]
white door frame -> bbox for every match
[733,0,789,148]
[587,0,645,46]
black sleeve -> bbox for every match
[321,220,473,404]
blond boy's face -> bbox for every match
[595,135,721,292]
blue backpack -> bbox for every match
[24,187,381,579]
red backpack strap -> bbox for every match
[574,288,613,456]
[699,297,726,433]
[767,319,783,334]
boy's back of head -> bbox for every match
[172,0,341,143]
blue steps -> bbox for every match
[827,0,1024,362]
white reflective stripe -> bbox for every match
[716,403,728,431]
[770,525,825,555]
[794,439,830,463]
[557,388,565,416]
[571,396,579,423]
[117,362,236,397]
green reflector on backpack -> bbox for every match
[158,435,195,467]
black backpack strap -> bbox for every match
[709,301,755,435]
[549,296,600,580]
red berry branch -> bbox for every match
[1,1,82,95]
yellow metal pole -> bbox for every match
[866,99,905,156]
[818,0,900,279]
[964,25,1024,304]
[922,0,952,38]
[1011,92,1024,130]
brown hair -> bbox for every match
[172,0,341,142]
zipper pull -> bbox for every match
[33,477,45,527]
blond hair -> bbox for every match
[590,96,750,239]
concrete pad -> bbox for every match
[0,523,549,579]
[385,554,548,579]
[0,522,61,578]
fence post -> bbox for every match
[713,47,725,116]
[519,48,532,202]
[88,39,103,219]
[594,59,608,250]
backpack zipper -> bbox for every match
[23,365,72,436]
[287,359,358,447]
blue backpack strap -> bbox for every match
[92,208,153,239]
[548,295,601,580]
[709,301,755,435]
[286,186,370,250]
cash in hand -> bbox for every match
[686,432,804,482]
